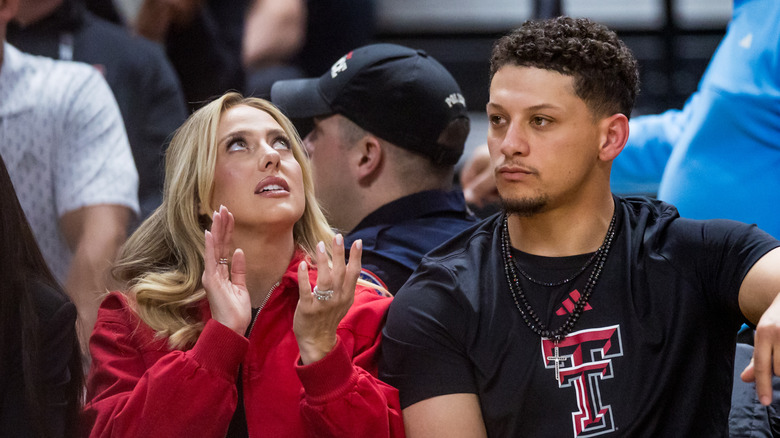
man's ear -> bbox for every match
[598,113,629,162]
[0,0,19,24]
[355,135,384,185]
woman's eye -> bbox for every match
[532,117,550,127]
[227,140,247,151]
[489,115,504,125]
[273,136,292,150]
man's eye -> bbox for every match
[532,117,550,127]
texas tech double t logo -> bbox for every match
[540,325,623,437]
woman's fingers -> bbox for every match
[315,240,332,291]
[303,235,362,305]
[211,208,223,254]
[298,260,312,299]
[223,207,234,247]
[201,205,251,335]
[209,206,236,272]
[345,239,362,286]
[230,248,247,291]
[203,229,215,281]
[203,206,240,289]
[330,235,346,290]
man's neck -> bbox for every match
[330,172,407,234]
[506,195,616,257]
[13,0,63,27]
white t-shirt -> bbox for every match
[0,42,139,282]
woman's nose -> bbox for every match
[259,144,281,170]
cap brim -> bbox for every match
[270,78,333,119]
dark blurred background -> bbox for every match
[373,0,731,159]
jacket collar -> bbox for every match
[350,189,472,232]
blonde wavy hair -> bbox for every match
[112,93,334,349]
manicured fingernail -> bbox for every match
[300,261,307,271]
[335,234,343,246]
[317,241,325,253]
[356,239,362,250]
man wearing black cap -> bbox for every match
[271,43,478,294]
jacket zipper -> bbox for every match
[244,281,280,438]
[246,281,279,338]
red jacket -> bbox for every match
[83,251,404,437]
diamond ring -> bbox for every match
[313,286,334,301]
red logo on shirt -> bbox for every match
[541,325,622,437]
[556,289,594,316]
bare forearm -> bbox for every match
[242,0,306,68]
[65,228,127,347]
[404,394,487,438]
[134,0,178,42]
[61,205,132,350]
[739,247,780,325]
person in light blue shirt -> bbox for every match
[611,0,780,238]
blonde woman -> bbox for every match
[82,93,404,437]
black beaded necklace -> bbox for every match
[513,246,600,287]
[500,211,617,343]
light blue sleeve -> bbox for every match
[610,99,695,195]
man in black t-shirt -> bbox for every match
[379,17,780,437]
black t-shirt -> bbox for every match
[509,248,599,331]
[380,196,780,437]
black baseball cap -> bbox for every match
[270,43,469,165]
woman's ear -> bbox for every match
[598,113,629,162]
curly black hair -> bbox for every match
[490,16,639,119]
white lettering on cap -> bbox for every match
[445,93,466,108]
[331,51,353,78]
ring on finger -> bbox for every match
[218,257,229,265]
[313,285,334,301]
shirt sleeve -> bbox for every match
[380,261,478,409]
[83,294,248,438]
[295,290,406,438]
[664,218,780,318]
[53,64,139,218]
